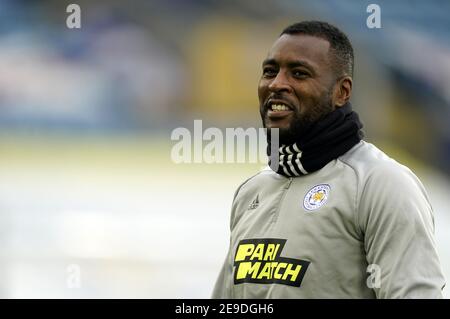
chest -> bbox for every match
[232,173,360,243]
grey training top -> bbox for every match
[212,141,445,298]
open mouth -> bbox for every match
[266,101,293,119]
[270,103,291,112]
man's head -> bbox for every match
[258,21,354,144]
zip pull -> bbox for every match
[285,177,293,189]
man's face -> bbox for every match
[258,34,337,144]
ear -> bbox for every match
[332,76,352,107]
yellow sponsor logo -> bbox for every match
[233,239,310,287]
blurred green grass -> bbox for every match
[0,134,426,175]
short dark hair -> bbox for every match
[281,21,354,78]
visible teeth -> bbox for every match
[271,104,289,111]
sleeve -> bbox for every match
[211,180,247,299]
[211,240,234,298]
[358,163,446,299]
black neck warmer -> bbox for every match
[267,102,364,177]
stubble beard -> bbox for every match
[263,92,334,146]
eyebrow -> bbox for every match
[262,58,316,73]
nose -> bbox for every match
[268,70,293,93]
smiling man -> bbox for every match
[212,21,445,298]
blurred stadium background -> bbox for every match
[0,0,449,298]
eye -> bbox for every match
[262,67,277,78]
[292,70,309,78]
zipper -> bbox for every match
[285,177,293,189]
[272,177,293,224]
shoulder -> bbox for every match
[339,141,425,191]
[340,141,432,230]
